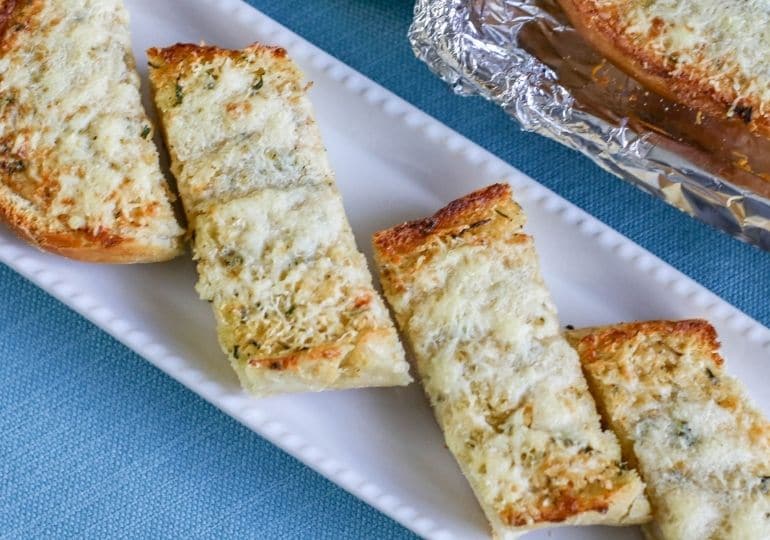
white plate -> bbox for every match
[1,1,768,538]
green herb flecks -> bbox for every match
[140,125,151,139]
[495,209,511,220]
[675,420,696,448]
[232,345,240,359]
[174,79,184,106]
[205,68,219,90]
[760,476,770,494]
[251,68,266,93]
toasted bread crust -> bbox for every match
[0,181,179,264]
[569,319,723,368]
[244,328,390,373]
[148,43,286,74]
[567,319,723,471]
[249,343,346,371]
[373,183,523,261]
[558,0,770,137]
[0,1,44,51]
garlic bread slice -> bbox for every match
[373,184,650,538]
[0,0,183,262]
[148,43,410,395]
[568,320,770,539]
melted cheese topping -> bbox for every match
[195,185,391,360]
[375,201,648,534]
[598,0,770,114]
[150,45,409,394]
[0,0,180,241]
[571,323,770,539]
[150,49,330,214]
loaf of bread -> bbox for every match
[558,0,770,136]
[148,43,411,396]
[0,0,183,262]
[567,320,770,539]
[373,183,650,537]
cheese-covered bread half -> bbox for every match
[372,184,650,538]
[558,0,770,136]
[0,0,183,262]
[147,43,410,396]
[567,320,770,540]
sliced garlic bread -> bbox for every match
[146,43,331,216]
[0,0,183,262]
[372,184,650,537]
[567,320,770,540]
[148,43,410,395]
[559,0,770,136]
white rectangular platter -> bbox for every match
[1,1,768,538]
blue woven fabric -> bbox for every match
[1,1,767,538]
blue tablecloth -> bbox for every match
[1,1,768,538]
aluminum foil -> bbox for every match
[409,0,770,251]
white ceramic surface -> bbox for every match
[1,1,767,538]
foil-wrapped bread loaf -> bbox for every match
[558,0,770,136]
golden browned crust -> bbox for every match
[372,183,524,261]
[148,42,286,65]
[0,190,179,263]
[0,1,39,53]
[234,327,408,395]
[248,343,345,371]
[558,0,770,137]
[245,327,388,372]
[372,183,529,308]
[568,318,770,462]
[568,319,723,367]
[147,42,287,86]
[501,488,609,527]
